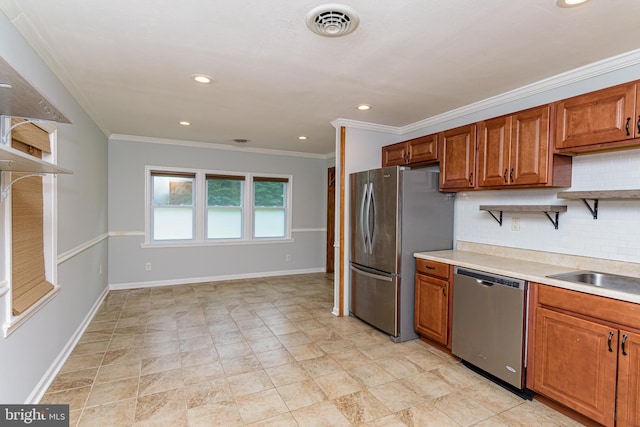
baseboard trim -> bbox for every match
[26,286,110,404]
[108,268,326,290]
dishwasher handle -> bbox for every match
[476,280,495,288]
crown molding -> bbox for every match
[401,48,640,135]
[331,118,401,135]
[108,134,333,160]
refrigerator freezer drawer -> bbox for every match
[350,264,398,337]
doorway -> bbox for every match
[326,167,335,273]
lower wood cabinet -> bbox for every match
[414,259,452,347]
[529,283,640,427]
[617,329,640,427]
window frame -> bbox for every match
[144,166,293,247]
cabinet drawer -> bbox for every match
[537,283,640,329]
[415,259,449,279]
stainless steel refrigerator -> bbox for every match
[350,166,454,342]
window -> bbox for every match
[7,120,56,316]
[207,175,244,239]
[146,167,291,245]
[151,172,195,240]
[253,177,287,238]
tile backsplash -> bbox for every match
[454,149,640,263]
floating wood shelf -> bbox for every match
[557,190,640,219]
[479,205,568,229]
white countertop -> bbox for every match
[414,249,640,305]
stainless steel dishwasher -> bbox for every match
[451,267,528,391]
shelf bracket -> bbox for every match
[543,211,560,230]
[580,198,599,219]
[1,117,45,144]
[1,171,46,200]
[485,210,503,226]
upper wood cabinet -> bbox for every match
[439,124,477,190]
[555,82,640,153]
[478,105,571,189]
[382,134,438,167]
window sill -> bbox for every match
[141,237,295,249]
[3,285,60,338]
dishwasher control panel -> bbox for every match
[455,267,526,289]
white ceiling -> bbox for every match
[2,0,640,155]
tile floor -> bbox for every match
[41,273,585,426]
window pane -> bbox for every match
[208,179,242,206]
[153,176,193,206]
[153,207,193,240]
[254,208,285,238]
[208,208,242,239]
[254,181,284,207]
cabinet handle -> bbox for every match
[608,331,614,352]
[503,169,508,183]
[637,115,640,134]
[509,168,514,183]
[468,172,473,186]
[626,117,631,136]
[622,334,628,356]
[425,265,436,270]
[442,284,446,297]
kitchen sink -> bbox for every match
[547,271,640,293]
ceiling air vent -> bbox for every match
[305,4,360,37]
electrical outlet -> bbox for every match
[511,218,521,231]
[145,262,151,271]
[285,254,291,262]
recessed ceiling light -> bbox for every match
[179,121,191,126]
[298,136,308,140]
[556,0,589,8]
[356,104,371,111]
[192,74,212,84]
[0,83,12,89]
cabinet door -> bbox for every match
[414,273,448,345]
[617,329,640,427]
[439,125,477,190]
[533,307,617,427]
[478,116,511,187]
[556,82,637,149]
[382,142,407,167]
[510,105,550,185]
[408,134,438,164]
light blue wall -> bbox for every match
[108,138,329,286]
[0,13,108,403]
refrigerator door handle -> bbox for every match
[360,183,369,253]
[350,265,393,282]
[364,182,373,254]
[368,182,375,254]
